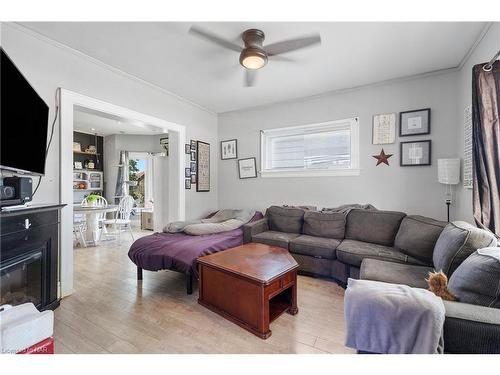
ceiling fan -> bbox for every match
[189,26,321,87]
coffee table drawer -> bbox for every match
[267,272,295,296]
[281,272,295,287]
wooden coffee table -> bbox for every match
[197,243,299,339]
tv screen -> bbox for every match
[1,48,49,175]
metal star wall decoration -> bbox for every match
[372,148,393,166]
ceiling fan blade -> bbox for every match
[189,26,242,53]
[265,34,321,56]
[268,55,294,62]
[244,69,258,87]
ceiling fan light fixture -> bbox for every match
[239,48,267,70]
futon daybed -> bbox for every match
[128,211,263,294]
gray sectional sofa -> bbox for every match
[243,205,446,284]
[243,205,499,353]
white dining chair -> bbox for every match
[81,195,108,232]
[103,195,135,243]
[73,222,87,248]
[81,195,108,207]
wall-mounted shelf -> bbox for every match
[73,151,101,156]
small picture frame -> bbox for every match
[185,179,191,189]
[185,168,191,178]
[190,174,196,184]
[190,162,196,173]
[399,108,431,137]
[185,144,191,154]
[221,139,238,160]
[238,157,258,179]
[190,140,197,151]
[190,151,196,161]
[400,140,432,166]
[74,161,83,169]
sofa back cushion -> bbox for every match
[266,206,305,234]
[345,209,406,246]
[394,215,447,265]
[433,221,497,276]
[303,211,346,239]
[448,248,500,308]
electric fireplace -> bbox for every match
[0,205,63,311]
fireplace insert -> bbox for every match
[1,249,44,308]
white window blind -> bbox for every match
[260,117,359,177]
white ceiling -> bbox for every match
[22,22,487,113]
[73,108,167,136]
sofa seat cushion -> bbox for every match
[433,221,497,276]
[448,248,500,308]
[336,239,427,268]
[289,235,340,259]
[345,209,406,246]
[266,206,305,234]
[360,258,432,289]
[292,254,347,282]
[252,231,299,249]
[302,211,346,239]
[394,215,447,265]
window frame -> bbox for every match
[260,117,360,178]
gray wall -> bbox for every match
[1,23,218,220]
[218,72,462,221]
[455,23,500,223]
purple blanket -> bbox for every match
[128,212,263,277]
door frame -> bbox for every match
[59,89,186,297]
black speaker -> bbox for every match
[1,177,33,207]
[0,185,15,200]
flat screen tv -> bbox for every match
[1,48,49,176]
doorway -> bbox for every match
[59,89,186,297]
[128,152,158,230]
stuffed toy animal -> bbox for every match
[426,271,457,301]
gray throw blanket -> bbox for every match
[165,209,256,234]
[322,203,376,215]
[344,278,445,354]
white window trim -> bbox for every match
[260,117,360,178]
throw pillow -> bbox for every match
[432,221,497,276]
[448,248,500,308]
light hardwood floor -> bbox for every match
[56,230,354,354]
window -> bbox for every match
[260,117,359,177]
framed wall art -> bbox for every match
[399,108,431,137]
[185,179,191,189]
[238,157,258,179]
[400,140,431,166]
[185,144,191,154]
[196,141,210,192]
[221,139,238,160]
[372,113,396,144]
